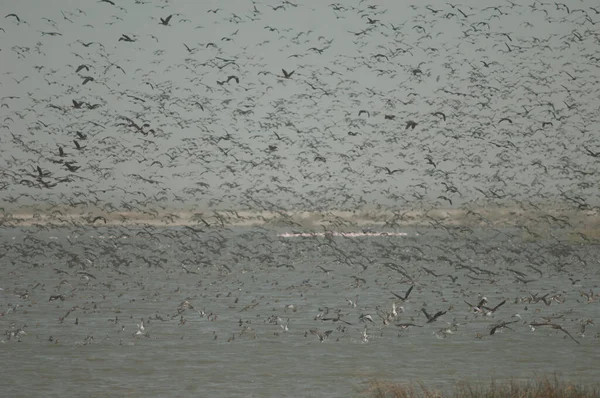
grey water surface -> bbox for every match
[1,226,599,397]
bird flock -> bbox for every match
[1,0,599,212]
[1,0,600,395]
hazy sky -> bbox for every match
[1,0,599,212]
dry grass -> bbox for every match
[362,375,600,398]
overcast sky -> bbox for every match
[1,0,599,213]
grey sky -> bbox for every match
[1,0,599,213]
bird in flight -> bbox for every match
[5,14,21,22]
[75,64,90,73]
[490,320,517,335]
[377,166,404,175]
[482,299,506,315]
[73,140,86,150]
[309,329,332,342]
[391,285,414,301]
[529,322,580,345]
[432,111,446,121]
[119,34,135,42]
[159,15,173,26]
[584,147,600,157]
[421,308,446,323]
[281,69,295,79]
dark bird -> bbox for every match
[482,300,506,314]
[73,140,86,150]
[64,162,80,172]
[425,155,437,168]
[358,110,370,117]
[81,76,94,85]
[421,308,446,323]
[465,297,488,313]
[99,0,115,5]
[72,100,84,108]
[282,69,295,79]
[58,147,66,157]
[226,75,239,84]
[490,320,517,335]
[5,14,20,22]
[76,131,87,140]
[36,166,46,178]
[438,196,452,206]
[391,286,414,301]
[378,166,404,175]
[91,216,107,224]
[159,15,173,26]
[119,34,135,42]
[75,64,90,73]
[584,147,600,158]
[498,117,512,124]
[406,120,418,129]
[432,112,446,121]
[321,314,352,325]
[529,323,580,345]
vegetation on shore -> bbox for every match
[362,375,600,398]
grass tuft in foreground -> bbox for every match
[362,374,599,398]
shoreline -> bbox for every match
[1,207,599,229]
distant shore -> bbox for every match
[1,206,599,229]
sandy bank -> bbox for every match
[1,207,599,229]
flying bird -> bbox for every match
[5,14,20,22]
[159,15,173,26]
[391,286,414,301]
[73,140,86,150]
[421,308,446,323]
[406,120,418,130]
[377,166,404,175]
[281,69,295,78]
[75,64,90,73]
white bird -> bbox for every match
[133,318,145,336]
[361,326,369,343]
[345,295,358,308]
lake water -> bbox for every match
[1,225,599,397]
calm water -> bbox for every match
[1,226,599,397]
